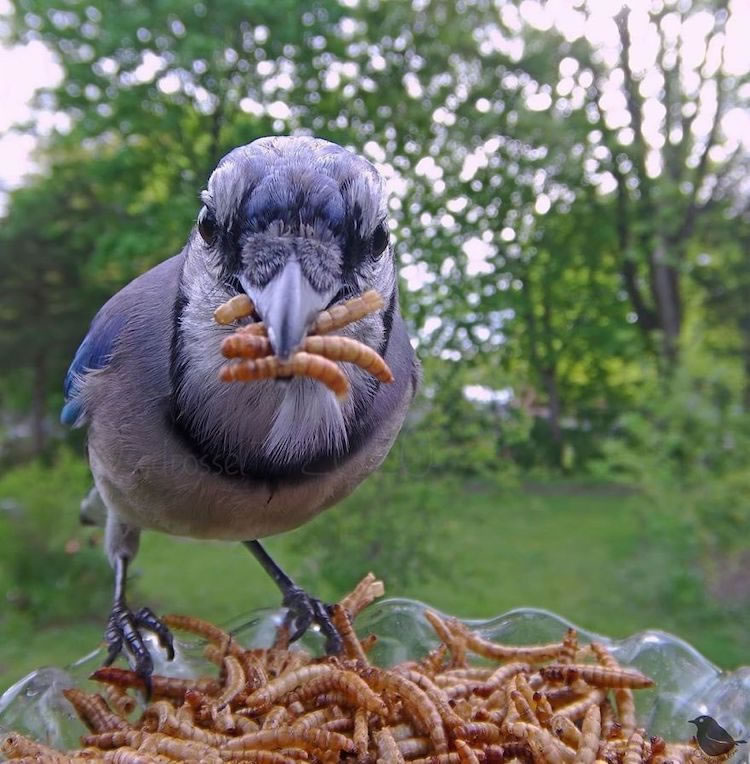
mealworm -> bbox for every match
[302,336,394,382]
[615,687,637,738]
[505,721,576,764]
[375,727,406,763]
[284,669,388,717]
[452,722,502,745]
[513,674,537,713]
[455,739,481,764]
[1,732,72,760]
[161,614,243,654]
[262,705,290,730]
[9,755,109,764]
[534,691,554,725]
[550,714,582,748]
[473,707,507,729]
[418,644,449,676]
[219,353,350,399]
[330,603,369,663]
[309,290,384,335]
[395,669,464,729]
[544,683,588,708]
[142,701,229,746]
[104,747,176,764]
[339,572,385,617]
[574,703,601,764]
[460,629,563,663]
[239,652,269,694]
[212,702,237,733]
[444,680,493,700]
[81,730,145,749]
[62,689,131,733]
[623,731,645,764]
[540,664,653,689]
[559,629,578,665]
[509,689,539,726]
[389,723,419,741]
[236,321,269,337]
[424,611,467,668]
[214,294,255,324]
[221,335,393,385]
[90,667,221,700]
[353,707,369,758]
[440,668,494,681]
[136,731,222,762]
[217,654,247,708]
[320,716,353,732]
[104,684,137,716]
[224,753,307,764]
[589,642,619,670]
[221,333,272,359]
[554,689,606,721]
[220,727,357,754]
[358,666,449,754]
[397,736,432,757]
[244,664,340,712]
[600,698,619,740]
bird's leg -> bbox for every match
[103,555,174,692]
[243,540,342,654]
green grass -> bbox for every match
[0,455,747,691]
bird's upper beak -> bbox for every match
[239,258,335,360]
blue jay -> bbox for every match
[61,136,418,681]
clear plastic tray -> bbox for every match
[1,599,748,757]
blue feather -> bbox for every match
[61,312,126,426]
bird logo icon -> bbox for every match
[689,715,747,757]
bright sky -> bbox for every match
[0,30,63,193]
[1,0,748,209]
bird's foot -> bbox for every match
[282,585,342,655]
[103,603,175,692]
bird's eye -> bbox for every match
[198,207,218,245]
[371,222,389,259]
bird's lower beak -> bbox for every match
[239,259,334,360]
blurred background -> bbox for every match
[0,0,748,690]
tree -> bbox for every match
[3,0,748,465]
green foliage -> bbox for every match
[286,465,443,596]
[591,332,750,590]
[0,453,746,688]
[0,450,111,627]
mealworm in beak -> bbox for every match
[213,294,255,325]
[219,353,350,399]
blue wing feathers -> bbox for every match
[61,312,127,426]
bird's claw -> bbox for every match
[103,602,174,695]
[282,585,342,654]
[134,606,175,660]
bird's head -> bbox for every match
[689,716,710,728]
[175,136,400,474]
[195,136,394,358]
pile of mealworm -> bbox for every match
[214,290,393,399]
[1,574,716,764]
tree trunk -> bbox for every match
[649,240,682,367]
[541,367,562,443]
[31,351,47,456]
[742,318,750,411]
